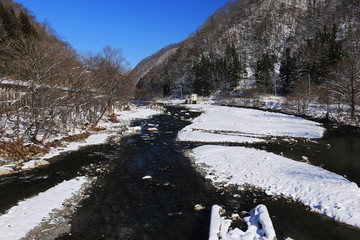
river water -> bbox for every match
[0,106,359,240]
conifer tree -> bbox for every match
[19,11,38,38]
[225,44,241,91]
[298,24,345,85]
[280,48,298,94]
[255,53,276,93]
[0,3,7,41]
[2,7,20,38]
[192,55,211,96]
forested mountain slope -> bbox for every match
[134,0,360,108]
[0,0,132,154]
[133,43,179,83]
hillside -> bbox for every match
[133,0,360,104]
[0,0,133,161]
[133,43,179,83]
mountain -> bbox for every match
[133,0,360,98]
[133,43,179,82]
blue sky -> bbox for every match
[16,0,229,68]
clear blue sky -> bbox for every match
[16,0,229,68]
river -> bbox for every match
[0,105,359,240]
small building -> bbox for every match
[190,94,197,104]
[186,93,198,104]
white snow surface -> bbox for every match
[192,145,360,228]
[114,106,161,121]
[0,177,87,240]
[41,132,111,160]
[178,105,324,143]
[178,130,264,143]
[209,205,222,240]
[209,204,276,240]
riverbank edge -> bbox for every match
[0,106,164,239]
[0,105,164,177]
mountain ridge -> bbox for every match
[133,0,359,98]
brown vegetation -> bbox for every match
[0,0,135,152]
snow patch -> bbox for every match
[178,105,324,143]
[21,160,50,170]
[0,166,14,175]
[0,177,87,240]
[142,175,152,180]
[178,130,264,143]
[192,145,360,228]
[209,204,276,240]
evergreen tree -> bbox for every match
[19,11,38,38]
[192,55,212,96]
[0,3,7,42]
[162,83,171,96]
[2,6,20,38]
[225,44,242,91]
[279,48,298,94]
[319,23,345,66]
[298,23,345,85]
[255,53,276,93]
[192,45,243,95]
[212,57,226,90]
[297,39,324,84]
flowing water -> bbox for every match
[0,106,359,240]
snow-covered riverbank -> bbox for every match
[0,105,163,175]
[39,105,163,161]
[179,104,360,229]
[0,177,87,240]
[0,105,163,239]
[178,105,325,143]
[192,145,360,228]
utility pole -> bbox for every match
[274,77,277,96]
[308,72,311,95]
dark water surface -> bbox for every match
[60,106,360,240]
[249,122,360,186]
[58,106,221,239]
[0,144,114,214]
[0,106,360,240]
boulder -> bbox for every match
[22,160,50,170]
[0,166,14,176]
[34,160,50,167]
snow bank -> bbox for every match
[114,106,162,121]
[192,145,360,228]
[178,130,264,143]
[0,177,87,240]
[42,106,162,160]
[178,105,324,143]
[0,166,14,175]
[42,132,111,160]
[21,159,49,170]
[247,205,276,240]
[209,205,222,240]
[209,204,276,240]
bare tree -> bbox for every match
[84,46,133,126]
[0,37,69,141]
[285,76,318,115]
[325,57,360,122]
